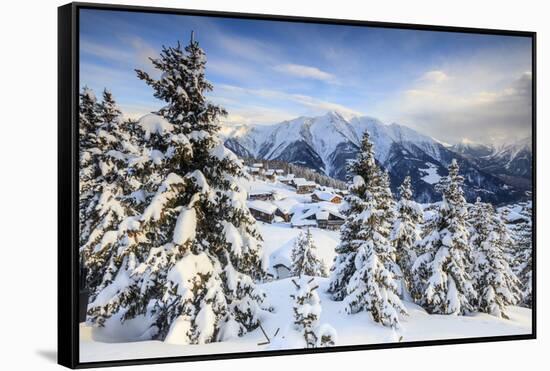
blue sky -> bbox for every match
[80,8,532,144]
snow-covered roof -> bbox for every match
[503,210,529,223]
[252,163,263,168]
[293,178,316,187]
[291,218,318,227]
[249,190,273,196]
[275,169,285,174]
[279,174,295,181]
[247,200,277,214]
[273,198,300,214]
[291,203,345,226]
[270,240,294,269]
[312,190,341,201]
[265,169,275,176]
[316,211,330,220]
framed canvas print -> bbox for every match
[58,2,536,368]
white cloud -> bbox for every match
[207,60,263,82]
[81,36,159,76]
[289,94,360,118]
[274,63,336,82]
[214,84,362,122]
[215,33,277,64]
[419,70,449,84]
[80,40,133,62]
[388,69,532,144]
[124,36,160,74]
[219,107,294,126]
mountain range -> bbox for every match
[451,137,532,191]
[221,111,532,204]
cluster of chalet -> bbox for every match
[289,202,345,231]
[245,163,319,194]
[245,163,284,181]
[245,167,346,230]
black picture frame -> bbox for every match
[58,2,537,369]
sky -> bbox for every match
[80,8,533,145]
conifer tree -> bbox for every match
[469,198,521,318]
[328,131,379,300]
[80,90,140,291]
[79,87,102,247]
[493,207,517,266]
[328,131,406,328]
[391,176,423,295]
[411,159,476,315]
[510,202,532,307]
[378,170,402,286]
[315,324,337,347]
[291,229,328,277]
[291,277,321,348]
[87,34,268,344]
[516,249,532,308]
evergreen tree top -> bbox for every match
[79,86,101,130]
[98,89,122,129]
[399,176,413,201]
[437,159,466,211]
[347,130,379,193]
[135,33,226,135]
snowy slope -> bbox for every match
[79,178,532,363]
[80,280,531,362]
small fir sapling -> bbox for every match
[291,277,321,348]
[291,229,328,277]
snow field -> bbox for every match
[81,275,531,362]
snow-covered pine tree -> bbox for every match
[315,324,337,347]
[411,159,476,315]
[510,202,533,307]
[516,249,532,308]
[328,131,379,301]
[291,229,328,277]
[328,131,406,328]
[493,207,517,267]
[378,170,402,288]
[391,176,423,295]
[291,277,321,348]
[87,34,268,345]
[80,90,140,292]
[79,87,102,247]
[469,198,521,318]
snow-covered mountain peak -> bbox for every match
[222,111,444,178]
[323,110,344,120]
[222,111,527,204]
[490,136,532,158]
[452,138,493,157]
